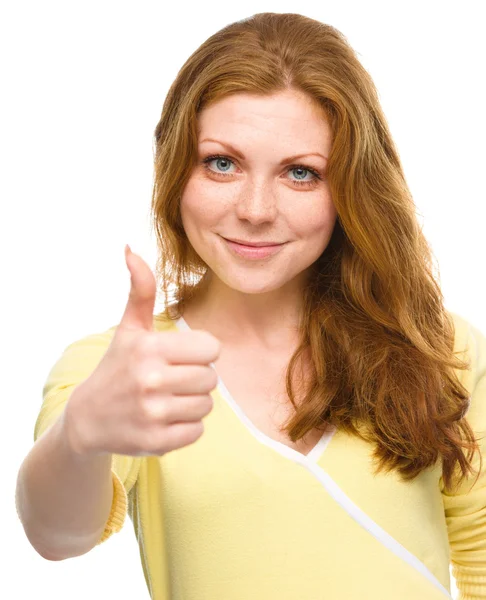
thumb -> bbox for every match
[119,244,156,332]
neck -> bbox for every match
[178,271,307,350]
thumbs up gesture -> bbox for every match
[63,246,221,458]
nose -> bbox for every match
[235,181,278,224]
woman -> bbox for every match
[16,12,485,600]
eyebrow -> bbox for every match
[200,138,328,164]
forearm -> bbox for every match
[15,389,114,560]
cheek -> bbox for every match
[292,198,337,238]
[180,178,228,228]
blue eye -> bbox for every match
[205,156,234,174]
[201,154,322,188]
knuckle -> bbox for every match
[141,397,168,421]
[136,365,166,394]
[142,370,164,392]
[133,369,148,393]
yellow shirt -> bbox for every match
[27,310,486,599]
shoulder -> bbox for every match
[447,309,486,422]
[448,309,472,346]
[447,309,485,374]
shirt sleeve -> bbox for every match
[31,325,141,547]
[441,314,486,599]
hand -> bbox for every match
[64,245,221,458]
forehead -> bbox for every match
[197,90,332,146]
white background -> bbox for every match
[3,1,485,598]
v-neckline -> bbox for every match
[172,314,336,464]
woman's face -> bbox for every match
[180,89,337,295]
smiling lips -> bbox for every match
[224,237,284,247]
[222,236,286,259]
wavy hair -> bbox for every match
[149,12,481,493]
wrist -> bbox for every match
[61,385,97,460]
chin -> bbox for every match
[218,272,292,295]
